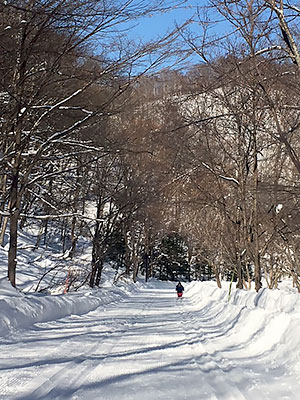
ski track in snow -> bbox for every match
[0,282,299,400]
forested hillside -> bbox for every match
[1,0,300,294]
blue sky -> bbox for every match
[119,1,212,70]
[109,1,232,72]
[126,1,203,42]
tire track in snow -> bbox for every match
[10,292,156,400]
[1,282,298,400]
[180,286,298,400]
[178,296,247,400]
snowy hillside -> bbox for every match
[0,235,300,399]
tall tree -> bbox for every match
[0,0,185,286]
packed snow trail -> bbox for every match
[0,281,299,400]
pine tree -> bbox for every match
[154,233,190,281]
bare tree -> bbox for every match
[173,0,300,290]
[0,0,187,287]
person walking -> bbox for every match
[176,281,184,298]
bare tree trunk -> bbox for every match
[236,255,244,289]
[0,216,9,247]
[0,199,10,247]
[0,174,8,231]
[124,224,131,277]
[214,265,222,288]
[90,237,104,288]
[253,142,262,292]
[69,216,78,259]
[132,255,139,283]
[144,252,150,282]
[89,262,97,288]
[90,193,106,288]
[244,263,252,290]
[61,219,67,254]
[266,0,300,68]
[144,228,151,282]
[8,174,21,287]
[95,258,104,287]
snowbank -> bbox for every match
[186,280,300,368]
[186,280,300,314]
[0,276,135,338]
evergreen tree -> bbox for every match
[105,224,126,268]
[154,233,190,281]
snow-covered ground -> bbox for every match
[0,232,300,399]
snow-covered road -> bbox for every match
[0,281,299,400]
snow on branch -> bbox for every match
[26,188,59,211]
[30,85,93,134]
[27,164,90,187]
[254,46,285,56]
[31,105,94,115]
[43,113,93,144]
[0,210,104,222]
[50,140,105,152]
[286,4,300,14]
[202,162,239,185]
[218,175,240,185]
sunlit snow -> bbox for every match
[0,234,299,399]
